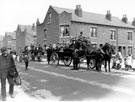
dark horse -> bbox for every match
[86,43,115,72]
[101,43,115,72]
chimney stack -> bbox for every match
[122,15,128,23]
[32,23,35,31]
[132,18,135,26]
[36,18,40,25]
[75,5,82,17]
[106,10,111,21]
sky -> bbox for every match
[0,0,135,36]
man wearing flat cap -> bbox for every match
[0,47,16,101]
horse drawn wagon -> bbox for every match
[49,46,74,66]
[49,36,115,72]
[49,38,96,69]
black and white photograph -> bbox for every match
[0,0,135,102]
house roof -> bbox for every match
[5,32,16,39]
[18,25,36,35]
[52,6,135,28]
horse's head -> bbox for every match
[102,43,115,56]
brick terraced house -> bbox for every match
[3,32,16,50]
[36,5,135,56]
[16,24,36,54]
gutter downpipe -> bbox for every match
[116,28,118,54]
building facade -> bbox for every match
[36,5,135,56]
[3,32,16,50]
[16,24,36,54]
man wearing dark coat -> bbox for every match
[71,49,80,70]
[46,44,53,64]
[0,47,16,101]
[22,47,29,70]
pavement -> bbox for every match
[1,58,135,102]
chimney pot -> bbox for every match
[106,10,111,21]
[132,18,135,26]
[122,14,128,23]
[75,5,82,17]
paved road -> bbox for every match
[2,59,135,102]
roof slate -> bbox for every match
[52,6,134,28]
[18,25,36,35]
[5,32,16,39]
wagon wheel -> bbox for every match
[50,52,59,65]
[89,59,96,69]
[63,56,72,66]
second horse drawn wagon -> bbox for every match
[50,47,74,66]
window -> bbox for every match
[44,29,47,39]
[60,25,70,37]
[48,13,51,23]
[128,32,132,40]
[128,46,132,54]
[110,30,116,40]
[90,27,97,37]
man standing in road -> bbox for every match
[22,46,29,70]
[0,47,16,101]
[71,49,80,70]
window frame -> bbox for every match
[44,28,47,40]
[128,46,132,54]
[89,27,97,38]
[48,12,52,24]
[60,25,70,38]
[127,32,133,40]
[110,30,116,40]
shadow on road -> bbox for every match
[17,62,128,101]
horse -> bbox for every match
[100,43,115,72]
[86,43,115,72]
[86,47,104,71]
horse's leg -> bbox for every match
[104,60,107,72]
[86,57,90,70]
[96,60,99,71]
[108,60,111,72]
[57,59,59,66]
[98,61,102,71]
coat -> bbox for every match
[0,54,16,78]
[126,56,133,66]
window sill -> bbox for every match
[59,36,70,38]
[47,22,51,25]
[110,39,116,41]
[90,37,97,39]
[127,40,133,42]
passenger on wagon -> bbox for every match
[78,32,84,41]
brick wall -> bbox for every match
[37,6,59,46]
[36,23,44,46]
[16,29,25,54]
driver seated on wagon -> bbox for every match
[78,32,84,41]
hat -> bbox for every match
[1,47,7,52]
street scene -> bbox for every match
[2,58,135,102]
[1,0,135,102]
